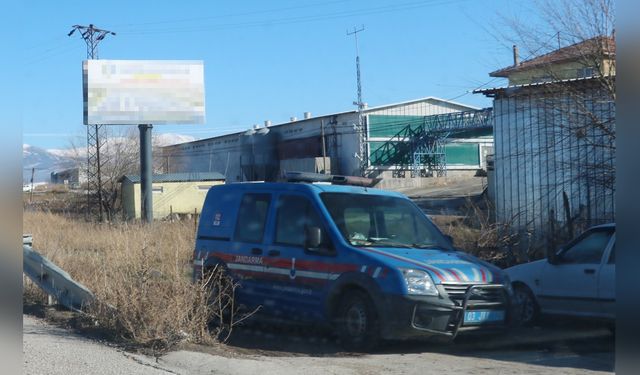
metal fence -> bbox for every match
[490,81,615,243]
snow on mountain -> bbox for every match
[47,147,86,158]
[154,133,197,147]
[23,144,78,183]
[23,133,195,183]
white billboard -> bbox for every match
[83,60,205,125]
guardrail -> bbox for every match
[23,234,94,312]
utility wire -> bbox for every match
[118,0,470,35]
[112,0,355,29]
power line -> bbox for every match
[112,0,354,29]
[117,0,470,36]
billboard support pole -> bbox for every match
[139,124,153,223]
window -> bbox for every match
[321,193,452,250]
[532,75,553,83]
[560,229,613,264]
[577,67,595,78]
[234,193,271,243]
[275,195,330,249]
[152,186,163,193]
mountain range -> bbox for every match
[23,133,196,183]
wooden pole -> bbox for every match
[29,167,35,203]
[194,207,198,235]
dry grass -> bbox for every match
[23,211,225,352]
[430,196,524,268]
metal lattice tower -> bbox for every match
[68,24,115,221]
[347,26,368,176]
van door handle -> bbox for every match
[251,248,263,255]
[267,249,280,257]
[584,268,596,274]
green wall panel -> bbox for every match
[368,115,425,138]
[368,114,492,138]
[444,143,479,165]
[369,142,480,166]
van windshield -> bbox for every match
[320,193,453,250]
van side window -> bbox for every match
[275,195,330,249]
[234,193,271,243]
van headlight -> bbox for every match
[400,269,439,296]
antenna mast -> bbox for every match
[347,25,368,176]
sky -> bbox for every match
[16,0,532,150]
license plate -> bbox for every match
[463,310,505,325]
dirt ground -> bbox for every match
[24,305,614,375]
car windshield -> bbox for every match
[320,192,453,250]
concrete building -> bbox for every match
[119,172,225,220]
[50,167,86,188]
[162,97,493,189]
[477,36,615,240]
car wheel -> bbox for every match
[513,284,539,326]
[336,290,379,352]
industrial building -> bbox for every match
[477,36,616,240]
[161,97,494,188]
[119,172,225,220]
[50,167,86,188]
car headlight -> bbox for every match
[400,269,439,296]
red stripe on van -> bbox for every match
[447,268,462,282]
[206,252,359,275]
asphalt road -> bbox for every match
[23,313,614,375]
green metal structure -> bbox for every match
[369,108,493,177]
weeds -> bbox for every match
[430,196,534,268]
[23,211,245,353]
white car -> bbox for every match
[506,223,615,325]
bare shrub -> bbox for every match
[431,197,535,268]
[23,211,247,352]
[196,264,257,342]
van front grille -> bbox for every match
[441,283,505,304]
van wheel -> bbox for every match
[513,284,539,326]
[335,290,379,352]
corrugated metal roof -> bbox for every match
[473,75,611,95]
[120,172,225,184]
[161,97,480,150]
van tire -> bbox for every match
[335,290,380,352]
[513,284,539,326]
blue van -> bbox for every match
[193,177,513,350]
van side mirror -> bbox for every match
[306,226,322,249]
[444,234,454,245]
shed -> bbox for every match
[119,172,225,220]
